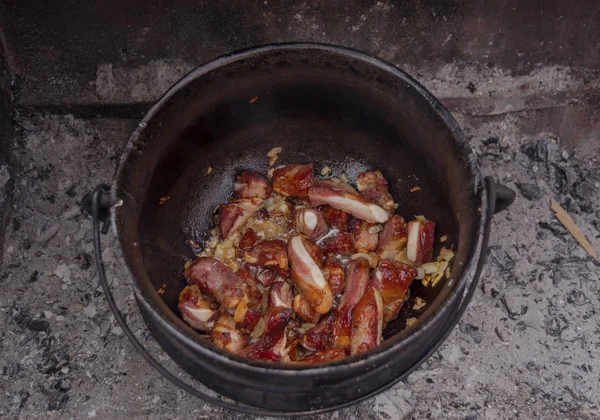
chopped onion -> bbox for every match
[368,224,383,234]
[421,262,439,274]
[437,247,454,262]
[394,249,414,266]
[415,266,425,279]
[350,252,379,268]
[184,260,193,270]
[379,249,400,260]
[234,298,248,323]
[250,317,266,338]
[431,271,445,287]
[440,234,448,243]
[406,317,418,327]
[320,166,332,176]
[415,215,428,222]
[267,146,283,157]
[340,173,350,183]
[412,297,426,311]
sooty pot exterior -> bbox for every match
[110,44,496,413]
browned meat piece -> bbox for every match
[356,171,395,215]
[239,228,259,249]
[219,198,263,239]
[338,258,371,311]
[235,305,262,334]
[178,285,218,331]
[377,215,408,258]
[331,257,370,350]
[350,287,383,355]
[255,268,278,287]
[212,314,248,352]
[320,205,350,232]
[268,281,294,309]
[371,260,417,322]
[301,311,335,351]
[288,236,333,315]
[323,256,345,296]
[406,218,435,264]
[349,218,379,253]
[300,346,346,363]
[292,294,320,323]
[243,239,289,271]
[185,257,248,310]
[322,232,356,255]
[237,307,293,361]
[234,170,272,199]
[230,264,264,333]
[294,207,329,240]
[272,164,314,198]
[308,180,389,224]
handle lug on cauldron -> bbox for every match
[485,176,516,215]
[81,184,113,234]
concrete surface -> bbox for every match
[1,1,600,419]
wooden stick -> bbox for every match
[551,199,598,261]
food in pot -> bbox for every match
[178,166,453,363]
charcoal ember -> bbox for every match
[75,252,92,270]
[7,391,29,414]
[47,390,69,411]
[28,319,50,332]
[516,182,541,201]
[550,164,568,194]
[520,139,556,163]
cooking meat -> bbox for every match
[320,205,350,232]
[185,257,248,310]
[356,170,395,215]
[349,218,379,253]
[272,164,314,198]
[255,268,278,287]
[243,239,289,271]
[219,198,263,239]
[322,256,345,296]
[406,218,435,264]
[292,294,320,323]
[237,307,293,361]
[212,313,248,352]
[308,180,389,224]
[180,164,448,363]
[301,311,335,351]
[350,287,383,355]
[268,281,294,309]
[178,285,218,331]
[371,260,417,322]
[294,207,329,240]
[377,215,408,258]
[300,346,346,363]
[232,264,263,332]
[234,170,272,199]
[239,228,259,249]
[288,235,333,315]
[332,257,370,350]
[322,232,356,255]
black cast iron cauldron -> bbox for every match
[87,43,515,416]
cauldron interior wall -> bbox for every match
[132,50,476,325]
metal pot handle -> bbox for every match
[86,177,514,417]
